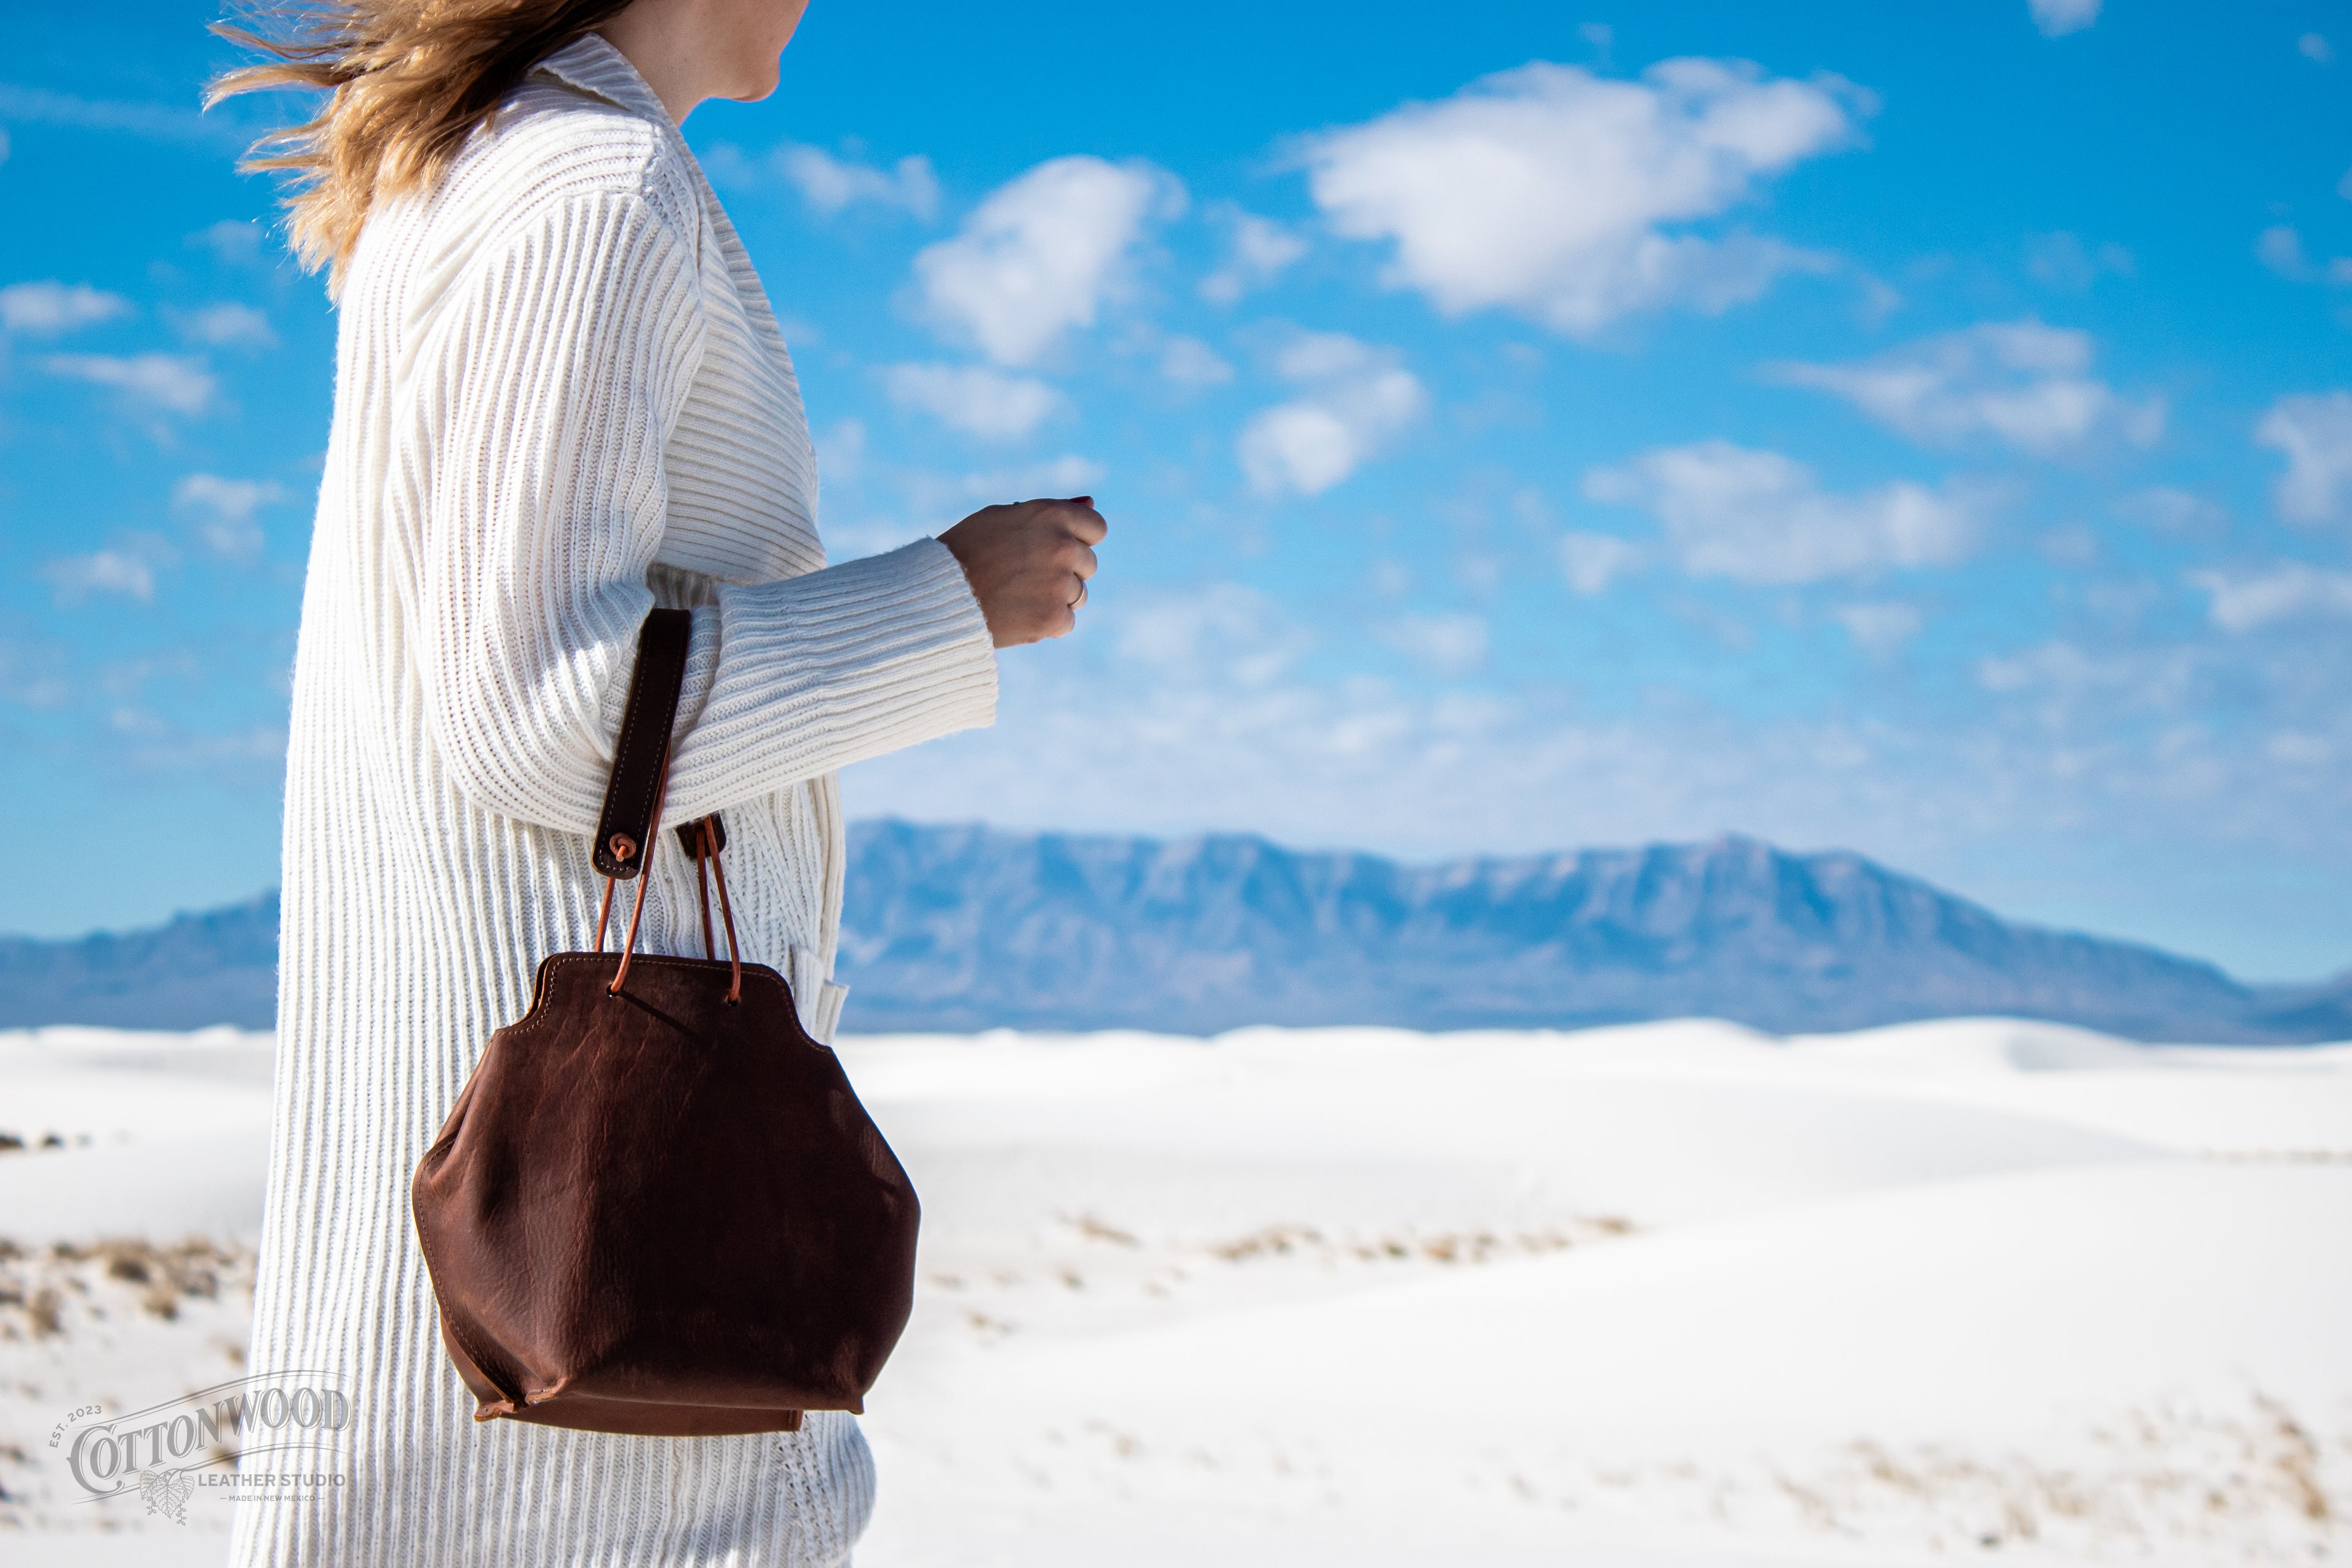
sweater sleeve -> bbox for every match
[407,188,997,836]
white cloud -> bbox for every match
[1558,531,1648,594]
[2340,167,2352,200]
[1199,206,1308,304]
[190,219,266,266]
[967,454,1106,500]
[2301,32,2335,64]
[884,362,1065,442]
[1,279,132,334]
[2256,391,2352,524]
[1237,332,1428,496]
[1973,641,2192,709]
[2256,225,2352,287]
[43,540,172,603]
[170,302,276,349]
[1117,583,1308,686]
[902,454,1106,521]
[51,552,156,600]
[777,145,940,220]
[172,473,286,554]
[1158,336,1234,388]
[1583,440,1982,585]
[2114,486,2228,540]
[2029,0,2101,37]
[2035,523,2099,568]
[0,127,9,168]
[2189,564,2352,631]
[1297,58,1863,336]
[1833,601,1924,657]
[911,156,1175,366]
[2270,731,2331,766]
[1767,319,2163,456]
[0,81,228,145]
[2258,225,2309,277]
[0,636,69,709]
[816,418,867,486]
[39,352,216,416]
[2023,232,2133,291]
[1376,613,1490,676]
[831,452,1106,561]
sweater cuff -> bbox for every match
[661,539,998,817]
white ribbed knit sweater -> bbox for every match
[231,37,997,1567]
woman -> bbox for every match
[212,1,1103,1561]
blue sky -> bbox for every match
[2,0,2349,978]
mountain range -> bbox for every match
[3,822,2345,1043]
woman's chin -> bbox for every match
[730,69,785,104]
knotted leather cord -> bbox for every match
[606,750,672,995]
[598,752,744,1003]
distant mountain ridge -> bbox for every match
[2,824,2345,1042]
[0,891,282,1032]
[837,822,2346,1042]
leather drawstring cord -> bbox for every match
[608,746,671,995]
[600,753,742,1005]
[693,821,715,962]
[703,818,743,1005]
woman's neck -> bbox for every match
[595,0,804,126]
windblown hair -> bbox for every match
[209,0,632,288]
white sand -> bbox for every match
[2,1017,2347,1564]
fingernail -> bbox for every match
[1070,495,1093,507]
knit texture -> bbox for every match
[230,37,997,1567]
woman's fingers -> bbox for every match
[937,496,1109,647]
[1057,497,1109,546]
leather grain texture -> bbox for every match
[412,952,920,1436]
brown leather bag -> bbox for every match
[412,608,919,1436]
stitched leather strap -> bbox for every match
[592,609,693,880]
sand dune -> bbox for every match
[2,1017,2346,1564]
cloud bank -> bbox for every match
[172,473,285,555]
[2191,564,2352,632]
[1298,58,1864,335]
[1769,320,2162,456]
[1584,440,1981,584]
[39,353,216,417]
[884,362,1065,442]
[1,280,131,335]
[778,145,940,220]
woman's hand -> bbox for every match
[937,496,1107,649]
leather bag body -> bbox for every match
[411,609,919,1436]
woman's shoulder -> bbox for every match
[347,78,707,339]
[432,75,702,244]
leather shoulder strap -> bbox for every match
[593,608,692,880]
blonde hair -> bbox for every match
[209,0,631,288]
